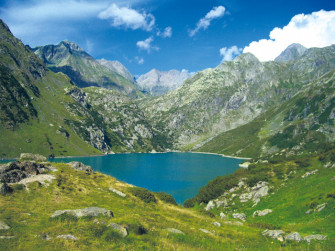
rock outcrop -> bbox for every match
[0,221,10,230]
[109,186,126,197]
[262,229,285,242]
[304,234,327,243]
[166,228,184,234]
[51,207,113,218]
[232,213,246,221]
[253,209,272,217]
[285,232,302,242]
[0,161,49,183]
[19,153,47,162]
[69,162,94,174]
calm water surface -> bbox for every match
[49,152,243,204]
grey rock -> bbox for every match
[304,234,327,243]
[0,182,12,195]
[232,213,246,221]
[108,223,128,237]
[41,234,52,240]
[109,186,126,197]
[69,162,94,174]
[285,232,302,242]
[262,229,285,241]
[205,200,215,211]
[213,222,221,227]
[301,169,318,178]
[305,209,313,214]
[0,236,14,239]
[0,161,49,183]
[166,228,184,235]
[275,43,307,62]
[240,181,268,204]
[0,221,10,230]
[253,209,272,217]
[51,207,113,218]
[315,203,326,212]
[219,212,227,219]
[19,153,46,162]
[200,229,214,235]
[56,234,77,240]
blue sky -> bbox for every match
[1,0,335,76]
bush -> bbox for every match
[11,184,25,191]
[246,174,269,187]
[184,198,197,208]
[327,192,335,199]
[155,192,177,205]
[295,159,310,168]
[129,187,157,203]
[127,224,148,235]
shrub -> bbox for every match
[295,159,310,168]
[155,192,177,205]
[129,187,157,203]
[326,192,335,199]
[11,184,25,191]
[184,198,197,208]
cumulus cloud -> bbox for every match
[98,3,155,31]
[135,57,145,64]
[157,26,172,38]
[136,36,159,52]
[220,46,242,62]
[243,10,335,61]
[189,6,226,37]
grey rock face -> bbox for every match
[69,162,94,174]
[108,223,128,237]
[98,59,136,84]
[167,228,184,234]
[301,169,318,178]
[19,153,46,162]
[304,234,327,243]
[240,181,269,205]
[213,222,221,227]
[314,203,326,212]
[275,43,307,62]
[0,220,10,230]
[137,69,192,96]
[51,207,114,218]
[285,232,302,242]
[200,229,215,235]
[0,161,49,183]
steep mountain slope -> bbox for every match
[137,69,192,96]
[275,43,307,62]
[0,19,166,158]
[98,58,136,84]
[138,45,335,151]
[197,70,335,158]
[32,41,140,97]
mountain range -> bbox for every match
[1,18,335,160]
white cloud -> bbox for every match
[136,57,145,64]
[136,36,159,52]
[98,3,155,31]
[243,10,335,61]
[220,46,242,62]
[189,6,225,37]
[157,26,172,38]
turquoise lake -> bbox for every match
[48,152,244,204]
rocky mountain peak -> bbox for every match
[0,19,11,35]
[60,40,84,52]
[275,43,307,62]
[234,53,260,63]
[97,59,136,84]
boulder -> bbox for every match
[262,229,285,241]
[109,187,126,197]
[0,220,10,230]
[232,213,246,221]
[285,232,302,242]
[166,228,184,235]
[108,223,128,237]
[56,234,77,240]
[253,209,272,217]
[239,181,269,204]
[220,212,227,219]
[0,161,49,183]
[205,200,215,211]
[304,234,327,243]
[68,162,94,174]
[315,203,326,212]
[19,153,46,162]
[51,207,113,218]
[301,169,318,179]
[213,222,221,227]
[200,229,214,235]
[0,182,12,195]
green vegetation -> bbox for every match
[128,187,157,203]
[154,192,177,205]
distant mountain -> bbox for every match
[31,41,140,97]
[137,69,192,96]
[275,43,307,62]
[98,59,136,84]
